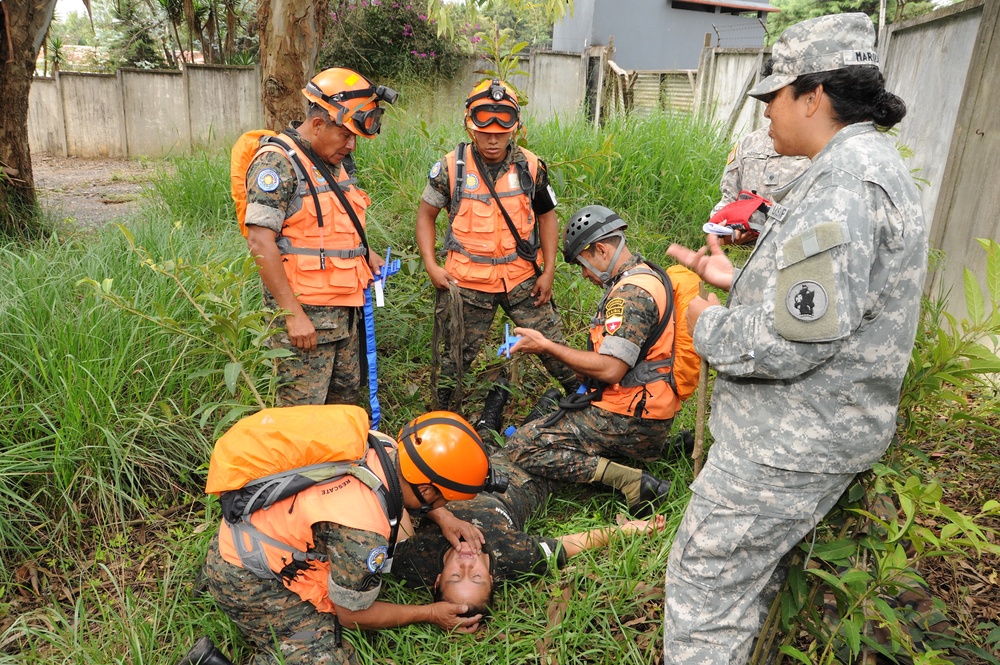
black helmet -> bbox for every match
[562,205,627,264]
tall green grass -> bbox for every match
[2,109,726,663]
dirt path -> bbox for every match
[31,154,164,229]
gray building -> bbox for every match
[552,0,778,70]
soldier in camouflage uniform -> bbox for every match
[185,409,494,665]
[391,454,665,613]
[244,68,391,407]
[663,14,928,663]
[711,125,810,245]
[503,206,700,515]
[416,79,577,412]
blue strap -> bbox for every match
[364,286,381,430]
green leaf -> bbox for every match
[976,237,1000,304]
[841,614,862,654]
[777,646,813,664]
[809,538,857,563]
[224,362,242,394]
[964,266,985,323]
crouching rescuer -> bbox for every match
[503,206,703,515]
[179,405,507,665]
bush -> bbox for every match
[320,0,468,81]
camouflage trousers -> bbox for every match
[503,405,676,484]
[662,443,854,665]
[266,301,361,407]
[203,535,359,665]
[436,278,577,399]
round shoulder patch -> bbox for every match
[256,168,281,192]
[786,280,828,321]
[366,545,389,573]
[311,166,327,185]
[429,161,442,179]
[464,172,480,191]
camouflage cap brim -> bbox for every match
[749,74,797,100]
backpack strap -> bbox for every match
[616,260,679,397]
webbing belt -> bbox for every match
[275,239,367,259]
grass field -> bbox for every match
[1,106,997,664]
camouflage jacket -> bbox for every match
[390,455,564,588]
[696,122,928,473]
[712,126,810,215]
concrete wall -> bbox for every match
[526,51,587,122]
[187,65,263,148]
[121,69,187,157]
[881,1,982,253]
[29,55,586,158]
[553,0,770,70]
[61,73,126,158]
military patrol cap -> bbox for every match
[750,13,879,101]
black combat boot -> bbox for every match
[475,378,510,442]
[435,386,454,412]
[520,387,563,426]
[629,472,672,518]
[178,637,235,665]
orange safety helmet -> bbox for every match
[464,78,520,134]
[302,67,398,138]
[397,411,493,501]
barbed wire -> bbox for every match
[712,19,769,48]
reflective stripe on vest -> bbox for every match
[590,268,681,420]
[443,147,539,292]
[216,444,393,614]
[256,143,373,307]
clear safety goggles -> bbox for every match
[468,104,519,130]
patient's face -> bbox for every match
[436,545,493,608]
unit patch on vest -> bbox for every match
[312,167,327,185]
[786,280,828,321]
[429,161,442,179]
[464,172,480,191]
[256,168,281,192]
[604,297,626,334]
[367,545,389,573]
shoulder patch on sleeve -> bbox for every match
[726,143,739,165]
[429,161,442,179]
[367,545,389,573]
[256,168,281,192]
[604,297,626,334]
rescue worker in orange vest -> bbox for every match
[503,206,702,516]
[416,78,577,413]
[181,407,505,665]
[245,67,395,407]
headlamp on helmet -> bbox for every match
[465,79,520,133]
[303,68,398,138]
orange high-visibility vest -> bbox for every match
[443,147,540,292]
[255,141,373,307]
[589,265,702,419]
[216,444,393,614]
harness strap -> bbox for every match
[445,238,521,265]
[275,238,367,259]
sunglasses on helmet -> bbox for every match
[468,104,519,130]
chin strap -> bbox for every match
[576,231,626,286]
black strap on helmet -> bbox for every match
[398,415,489,496]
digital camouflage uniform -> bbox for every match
[711,125,810,216]
[663,114,928,663]
[503,254,681,484]
[422,146,577,401]
[391,455,568,589]
[245,125,362,407]
[203,443,402,665]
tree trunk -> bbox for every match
[0,0,57,236]
[224,1,236,61]
[257,0,329,130]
